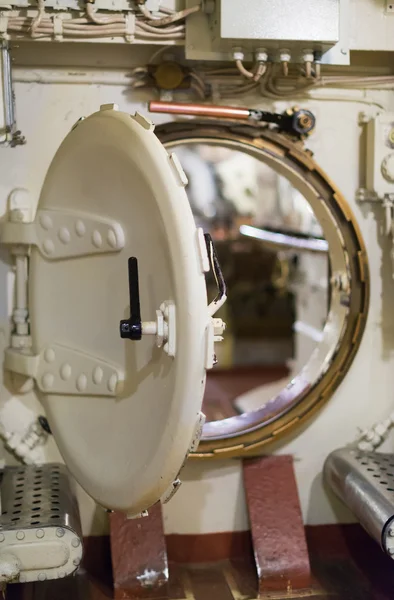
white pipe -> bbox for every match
[12,67,139,85]
[15,255,27,312]
[293,320,324,343]
[240,224,329,253]
[14,255,28,336]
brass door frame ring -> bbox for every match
[156,121,370,459]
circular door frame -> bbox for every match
[155,120,370,459]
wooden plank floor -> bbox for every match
[6,560,258,600]
[6,525,394,599]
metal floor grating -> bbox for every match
[324,448,394,557]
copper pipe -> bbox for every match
[148,100,251,120]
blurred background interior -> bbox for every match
[173,143,329,422]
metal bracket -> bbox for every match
[160,411,206,504]
[355,187,380,203]
[331,271,350,293]
[196,227,210,273]
[160,478,182,504]
[1,209,125,260]
[4,343,124,396]
[189,411,206,453]
[204,317,225,369]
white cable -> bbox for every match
[190,81,205,99]
[30,0,45,37]
[253,49,268,82]
[189,70,205,90]
[135,27,184,39]
[233,52,254,80]
[356,413,394,451]
[85,2,124,25]
[253,62,267,82]
[220,82,259,98]
[7,16,186,40]
[148,45,170,63]
[143,4,200,27]
[137,20,184,34]
[158,5,174,14]
[0,418,48,465]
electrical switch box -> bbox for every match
[365,113,394,199]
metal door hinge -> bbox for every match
[1,201,127,377]
[4,343,124,396]
[1,209,125,260]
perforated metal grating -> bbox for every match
[0,463,80,532]
[0,463,83,583]
[325,448,394,557]
[352,451,394,495]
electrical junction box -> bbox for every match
[219,0,339,44]
[186,0,349,65]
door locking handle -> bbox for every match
[119,257,142,340]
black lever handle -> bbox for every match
[120,257,142,340]
[204,233,227,306]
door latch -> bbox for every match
[119,256,176,357]
[120,233,227,364]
